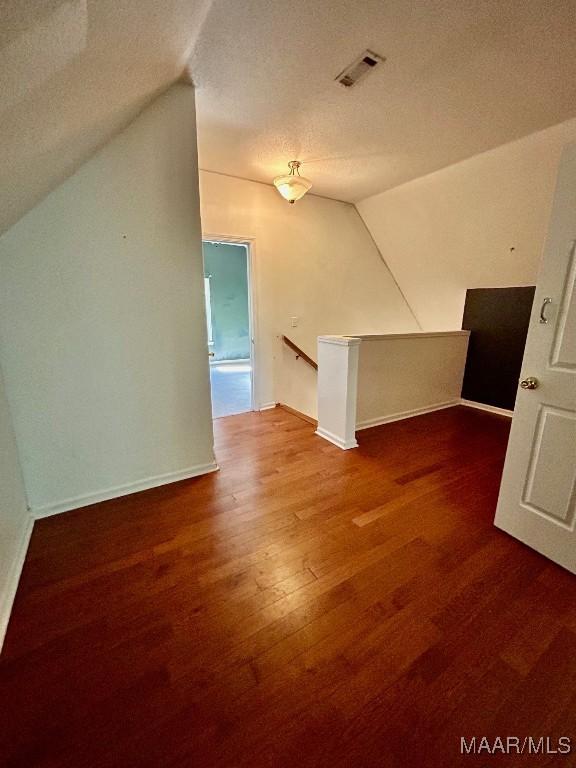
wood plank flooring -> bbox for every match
[1,406,575,767]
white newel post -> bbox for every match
[316,335,361,450]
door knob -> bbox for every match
[520,377,539,390]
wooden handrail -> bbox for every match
[282,335,318,371]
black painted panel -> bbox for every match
[461,287,536,411]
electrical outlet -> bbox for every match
[290,316,298,328]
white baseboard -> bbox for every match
[315,427,358,450]
[460,399,514,418]
[1,460,219,651]
[0,514,34,653]
[356,400,459,431]
[259,402,277,411]
[31,461,219,519]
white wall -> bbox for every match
[356,332,469,429]
[0,84,215,516]
[357,118,576,330]
[0,361,30,649]
[199,172,420,418]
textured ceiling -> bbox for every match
[2,0,576,234]
[192,0,576,202]
[0,0,212,234]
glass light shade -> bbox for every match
[273,174,312,204]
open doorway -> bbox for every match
[202,239,254,418]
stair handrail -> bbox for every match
[281,335,318,371]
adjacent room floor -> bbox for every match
[210,361,252,418]
[1,407,575,767]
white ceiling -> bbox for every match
[0,0,212,234]
[191,0,576,202]
[1,0,576,233]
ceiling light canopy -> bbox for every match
[273,161,312,204]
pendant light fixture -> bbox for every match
[273,161,312,204]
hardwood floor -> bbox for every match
[1,406,575,767]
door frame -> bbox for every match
[202,233,260,412]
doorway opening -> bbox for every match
[202,239,255,418]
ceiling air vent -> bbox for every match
[335,50,385,88]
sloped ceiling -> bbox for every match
[2,0,576,234]
[191,0,576,203]
[0,0,212,234]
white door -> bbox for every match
[495,145,576,573]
